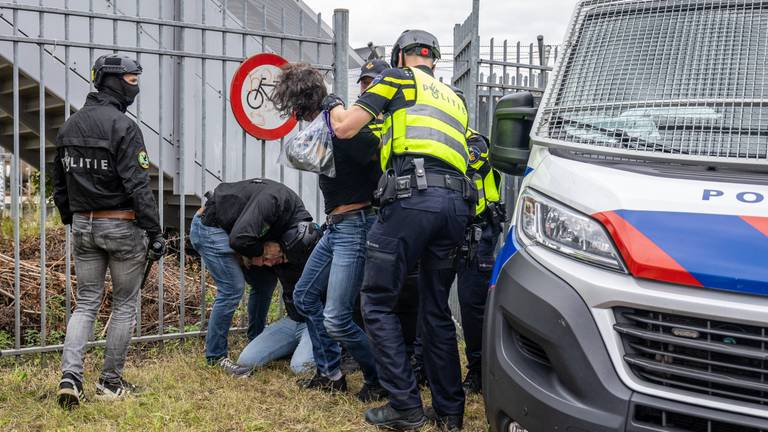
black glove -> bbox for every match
[321,93,345,112]
[147,233,166,261]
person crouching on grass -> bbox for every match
[189,178,321,377]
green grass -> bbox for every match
[0,338,489,431]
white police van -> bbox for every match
[483,0,768,431]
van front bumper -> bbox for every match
[483,250,768,432]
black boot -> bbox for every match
[364,403,427,430]
[462,370,482,395]
[297,372,348,393]
[425,406,464,431]
[356,382,389,403]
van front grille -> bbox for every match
[614,308,768,407]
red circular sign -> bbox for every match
[230,53,297,140]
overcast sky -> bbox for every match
[304,0,576,53]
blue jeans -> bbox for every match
[293,210,378,383]
[189,215,275,361]
[237,317,314,374]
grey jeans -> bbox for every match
[60,214,148,383]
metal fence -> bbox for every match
[448,0,557,327]
[452,0,558,218]
[0,0,349,357]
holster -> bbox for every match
[374,169,398,206]
[457,223,483,269]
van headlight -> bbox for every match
[517,189,626,272]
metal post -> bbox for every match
[468,0,480,129]
[200,1,207,333]
[64,0,72,326]
[12,2,21,350]
[502,39,508,90]
[516,41,521,87]
[241,2,248,180]
[175,0,186,334]
[528,43,534,91]
[537,35,546,88]
[39,1,47,351]
[157,0,165,336]
[279,7,285,185]
[486,38,494,137]
[135,0,142,337]
[221,0,228,182]
[332,9,349,105]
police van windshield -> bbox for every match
[535,0,768,164]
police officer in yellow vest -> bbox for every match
[324,30,474,431]
[458,127,504,395]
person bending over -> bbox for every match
[189,178,320,375]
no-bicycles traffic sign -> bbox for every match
[230,53,297,141]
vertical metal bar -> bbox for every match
[157,0,165,336]
[537,35,546,88]
[502,39,508,91]
[516,41,521,88]
[177,0,186,334]
[468,0,480,129]
[316,12,321,67]
[298,12,304,199]
[262,4,267,33]
[64,0,72,326]
[89,0,94,92]
[241,2,248,180]
[12,2,21,350]
[39,0,48,351]
[134,0,142,337]
[332,9,349,105]
[486,38,494,137]
[279,7,285,185]
[113,0,118,50]
[200,0,208,333]
[528,43,534,90]
[221,0,228,182]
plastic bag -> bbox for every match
[279,111,336,177]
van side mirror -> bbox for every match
[490,92,538,176]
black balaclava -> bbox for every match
[99,74,140,112]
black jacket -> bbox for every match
[52,92,161,235]
[201,178,312,258]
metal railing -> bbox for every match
[0,0,348,357]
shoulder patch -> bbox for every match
[468,145,481,164]
[138,150,150,169]
[370,74,383,87]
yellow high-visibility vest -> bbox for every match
[379,68,469,174]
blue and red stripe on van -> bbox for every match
[595,210,768,296]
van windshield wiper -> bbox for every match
[551,115,688,155]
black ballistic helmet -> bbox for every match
[358,59,389,83]
[92,54,143,90]
[281,221,321,262]
[390,29,441,68]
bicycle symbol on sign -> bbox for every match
[246,77,276,110]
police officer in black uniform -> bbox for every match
[458,128,504,395]
[53,54,165,408]
[326,30,474,431]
